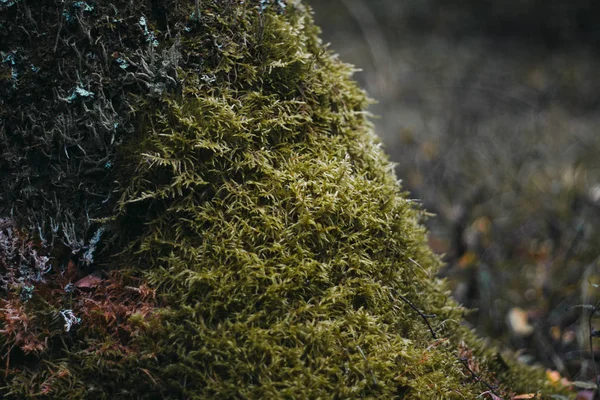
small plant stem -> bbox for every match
[589,300,600,397]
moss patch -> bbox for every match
[0,1,570,399]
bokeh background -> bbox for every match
[306,0,600,382]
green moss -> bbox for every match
[0,1,571,399]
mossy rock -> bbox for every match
[0,1,568,399]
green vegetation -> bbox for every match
[0,0,569,398]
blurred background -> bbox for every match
[307,0,600,383]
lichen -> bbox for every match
[0,1,571,399]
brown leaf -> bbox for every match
[512,394,538,399]
[74,272,102,289]
[482,392,502,400]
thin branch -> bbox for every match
[459,357,502,399]
[397,293,437,339]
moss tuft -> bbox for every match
[0,1,570,399]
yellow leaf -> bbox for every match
[512,394,538,399]
[507,307,534,337]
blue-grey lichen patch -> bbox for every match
[139,15,159,48]
[115,57,129,69]
[62,10,74,23]
[259,0,286,13]
[59,309,81,332]
[19,285,34,302]
[0,0,21,10]
[1,51,18,87]
[0,218,51,300]
[65,85,95,103]
[61,2,94,24]
[81,227,104,266]
[72,1,94,12]
[64,282,75,293]
[1,51,15,65]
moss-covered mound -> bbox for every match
[0,1,567,399]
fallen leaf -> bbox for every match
[74,272,102,289]
[481,391,502,400]
[507,307,534,336]
[512,394,537,399]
